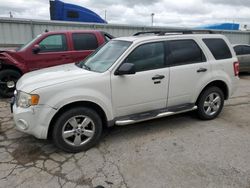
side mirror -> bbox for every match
[115,63,136,75]
[32,44,40,54]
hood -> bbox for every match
[0,49,16,53]
[17,63,97,93]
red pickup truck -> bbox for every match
[0,30,113,97]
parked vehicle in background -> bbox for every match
[0,30,113,98]
[12,30,239,153]
[233,44,250,73]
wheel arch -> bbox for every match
[0,63,23,75]
[47,101,108,139]
[196,80,229,104]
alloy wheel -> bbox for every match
[203,92,221,116]
[62,115,95,146]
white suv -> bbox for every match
[12,31,239,152]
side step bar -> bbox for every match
[115,106,197,126]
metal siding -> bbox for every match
[0,18,250,47]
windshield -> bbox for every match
[17,34,41,51]
[79,40,132,72]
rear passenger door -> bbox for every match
[71,33,99,62]
[166,39,211,107]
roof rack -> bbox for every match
[133,30,214,36]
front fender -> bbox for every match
[0,52,27,73]
[34,86,114,121]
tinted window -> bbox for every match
[39,34,67,52]
[168,40,206,65]
[234,46,243,55]
[242,46,250,55]
[67,11,79,18]
[72,33,98,50]
[125,42,165,72]
[104,34,112,42]
[203,38,232,60]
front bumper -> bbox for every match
[12,103,57,139]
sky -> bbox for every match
[0,0,250,27]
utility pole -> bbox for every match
[9,11,13,18]
[104,10,107,22]
[151,13,155,26]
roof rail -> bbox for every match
[133,30,214,36]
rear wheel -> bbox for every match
[0,69,21,98]
[197,87,224,120]
[52,107,103,153]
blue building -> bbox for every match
[50,0,107,24]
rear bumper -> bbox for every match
[229,76,240,98]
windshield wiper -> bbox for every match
[75,62,91,70]
[81,64,91,71]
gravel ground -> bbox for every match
[0,74,250,188]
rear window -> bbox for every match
[242,46,250,55]
[167,40,206,65]
[72,33,98,51]
[203,38,232,60]
[234,46,243,55]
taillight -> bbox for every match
[233,61,239,76]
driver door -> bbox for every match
[111,42,170,117]
[27,34,73,70]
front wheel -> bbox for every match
[0,69,21,98]
[52,107,103,153]
[197,87,224,120]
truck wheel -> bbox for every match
[52,107,103,153]
[0,69,21,98]
[197,87,224,120]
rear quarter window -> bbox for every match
[203,38,232,60]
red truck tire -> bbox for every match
[0,69,21,98]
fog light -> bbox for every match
[17,119,29,130]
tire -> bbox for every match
[0,69,21,98]
[52,107,103,153]
[197,87,224,120]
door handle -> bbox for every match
[61,55,71,58]
[197,68,207,73]
[152,75,165,80]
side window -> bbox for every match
[67,11,79,19]
[167,40,206,66]
[242,46,250,55]
[234,46,243,55]
[39,34,67,52]
[104,34,112,42]
[203,38,232,60]
[72,33,98,50]
[125,42,165,72]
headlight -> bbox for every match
[17,91,40,108]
